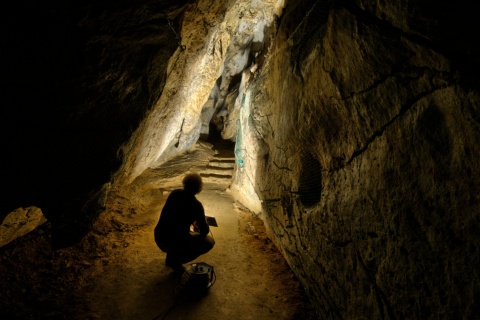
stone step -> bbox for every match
[208,159,236,168]
[202,166,234,177]
[213,154,236,162]
[200,173,233,185]
[200,172,233,180]
[213,148,235,159]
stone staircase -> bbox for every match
[200,151,236,187]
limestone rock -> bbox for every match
[0,207,47,248]
[118,0,285,183]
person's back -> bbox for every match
[155,189,209,247]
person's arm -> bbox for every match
[195,201,210,236]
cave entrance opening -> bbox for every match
[202,122,235,157]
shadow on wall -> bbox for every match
[298,152,323,208]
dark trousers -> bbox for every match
[157,232,215,265]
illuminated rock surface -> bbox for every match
[0,207,46,248]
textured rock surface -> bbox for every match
[0,207,46,248]
[117,0,285,183]
[230,0,480,318]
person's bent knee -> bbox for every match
[205,235,215,250]
[155,239,170,253]
[198,235,214,254]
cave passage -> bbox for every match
[203,122,236,154]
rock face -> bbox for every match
[231,0,480,318]
[0,207,46,248]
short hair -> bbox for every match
[182,173,203,194]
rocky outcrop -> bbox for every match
[230,0,480,318]
[0,207,46,248]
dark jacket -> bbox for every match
[154,189,209,248]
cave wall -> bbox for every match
[232,0,480,318]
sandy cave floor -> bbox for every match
[0,143,317,320]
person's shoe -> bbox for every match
[166,257,184,274]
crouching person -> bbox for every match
[154,173,215,273]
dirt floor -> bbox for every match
[0,143,317,320]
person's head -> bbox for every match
[182,173,203,195]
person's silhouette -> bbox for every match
[154,173,215,272]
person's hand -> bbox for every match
[192,222,200,232]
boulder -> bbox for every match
[0,207,47,248]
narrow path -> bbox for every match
[83,143,315,319]
[86,186,314,319]
[0,143,316,319]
